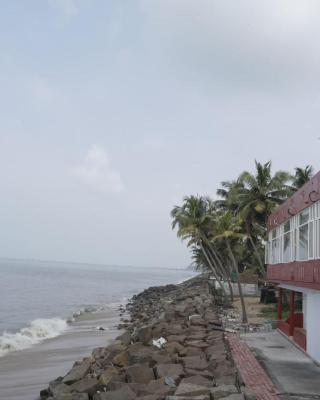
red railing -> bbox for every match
[278,316,306,350]
[267,260,320,290]
[278,320,290,336]
[285,312,303,328]
[294,328,307,350]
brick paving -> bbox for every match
[228,333,279,400]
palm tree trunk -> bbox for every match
[248,234,266,276]
[205,244,227,280]
[205,245,234,302]
[200,242,229,302]
[226,240,248,324]
[202,237,233,301]
[213,252,234,302]
[203,237,228,277]
[225,263,235,301]
[226,276,234,302]
[245,222,265,276]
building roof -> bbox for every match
[267,170,320,231]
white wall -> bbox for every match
[303,292,307,330]
[305,290,320,363]
[214,281,259,296]
[280,284,320,363]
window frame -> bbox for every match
[268,201,320,265]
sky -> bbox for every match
[1,1,320,267]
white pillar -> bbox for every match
[303,292,307,330]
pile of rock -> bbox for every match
[40,276,255,400]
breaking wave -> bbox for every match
[0,318,68,357]
[70,305,98,319]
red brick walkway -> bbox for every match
[227,334,279,400]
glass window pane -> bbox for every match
[272,240,276,264]
[298,224,308,260]
[309,222,314,259]
[272,229,276,239]
[300,209,309,225]
[283,232,291,262]
[276,238,280,263]
[284,220,291,233]
[295,228,298,260]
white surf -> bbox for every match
[0,318,68,357]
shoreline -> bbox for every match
[0,303,126,359]
[0,268,196,362]
[39,275,256,400]
[0,308,121,400]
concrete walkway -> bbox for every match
[242,330,320,399]
[228,333,278,400]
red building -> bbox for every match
[267,171,320,362]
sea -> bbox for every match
[0,258,195,400]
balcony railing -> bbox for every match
[267,260,320,289]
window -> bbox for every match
[309,221,314,259]
[293,228,297,260]
[297,209,309,261]
[298,224,308,261]
[300,209,309,225]
[271,239,277,264]
[283,232,291,262]
[267,201,320,264]
[270,228,280,264]
[284,221,291,232]
[283,220,291,262]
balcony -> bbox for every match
[267,260,320,290]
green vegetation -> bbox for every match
[292,165,314,190]
[171,161,313,323]
[258,305,290,321]
[258,305,278,320]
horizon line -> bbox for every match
[0,256,190,270]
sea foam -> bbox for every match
[0,318,68,357]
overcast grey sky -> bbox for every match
[1,1,320,267]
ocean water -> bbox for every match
[0,259,193,357]
[0,259,194,400]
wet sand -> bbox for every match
[0,309,121,400]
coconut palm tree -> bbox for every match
[235,161,292,273]
[171,196,230,301]
[204,206,235,301]
[216,179,245,213]
[213,212,248,323]
[292,165,314,189]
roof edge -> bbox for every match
[267,170,320,230]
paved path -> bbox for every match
[242,330,320,400]
[228,333,278,400]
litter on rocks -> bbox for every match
[152,337,167,348]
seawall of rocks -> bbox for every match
[40,275,255,400]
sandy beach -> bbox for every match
[0,309,121,400]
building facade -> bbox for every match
[267,171,320,363]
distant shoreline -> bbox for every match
[0,257,190,271]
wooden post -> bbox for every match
[278,287,283,321]
[289,290,295,336]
